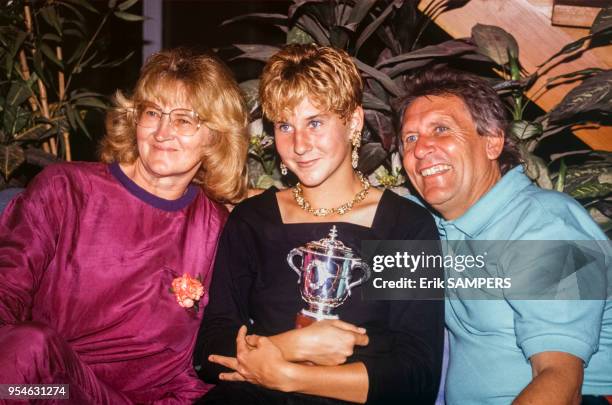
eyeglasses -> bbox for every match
[134,104,202,137]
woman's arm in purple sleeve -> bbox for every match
[0,167,64,323]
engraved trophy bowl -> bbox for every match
[287,226,371,328]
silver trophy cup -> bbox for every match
[287,226,371,326]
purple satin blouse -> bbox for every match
[0,162,228,403]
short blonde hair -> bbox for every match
[259,44,363,122]
[100,48,249,203]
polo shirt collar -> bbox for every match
[437,165,531,238]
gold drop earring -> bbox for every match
[351,130,361,169]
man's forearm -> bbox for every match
[513,352,583,405]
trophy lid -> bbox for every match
[302,226,354,259]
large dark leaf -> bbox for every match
[288,0,328,20]
[508,120,543,140]
[92,51,135,68]
[73,97,108,109]
[0,144,25,179]
[522,150,553,189]
[39,6,62,35]
[358,142,388,174]
[330,26,350,49]
[231,44,281,63]
[571,182,612,199]
[69,91,106,99]
[113,11,144,21]
[353,58,402,97]
[493,79,523,92]
[355,0,404,54]
[376,26,401,56]
[24,147,57,168]
[275,24,289,34]
[9,30,27,59]
[365,77,388,101]
[39,42,64,69]
[6,81,33,107]
[383,41,479,77]
[376,40,477,68]
[295,13,330,45]
[118,0,139,11]
[221,13,288,27]
[63,0,100,14]
[548,70,612,122]
[73,108,91,139]
[73,49,99,73]
[67,41,87,65]
[42,33,62,43]
[2,105,18,136]
[14,121,55,141]
[537,35,591,68]
[63,28,85,39]
[559,152,612,195]
[65,103,78,131]
[4,30,27,79]
[591,200,612,222]
[444,0,471,11]
[57,2,86,23]
[239,79,260,113]
[391,1,419,51]
[375,47,395,68]
[591,5,612,35]
[334,1,354,27]
[364,109,396,150]
[286,26,316,44]
[387,59,433,78]
[471,24,518,65]
[546,68,604,86]
[555,158,567,192]
[345,0,378,31]
[363,91,392,112]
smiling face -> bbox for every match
[400,95,504,220]
[274,97,360,188]
[134,83,211,186]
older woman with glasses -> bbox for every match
[0,48,248,404]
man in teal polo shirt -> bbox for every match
[398,68,611,404]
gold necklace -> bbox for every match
[292,171,370,217]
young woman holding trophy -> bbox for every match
[195,44,444,405]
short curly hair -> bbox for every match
[397,67,521,175]
[259,44,363,122]
[99,48,249,203]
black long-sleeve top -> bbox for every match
[194,188,444,404]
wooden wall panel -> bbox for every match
[419,0,611,151]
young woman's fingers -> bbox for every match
[208,354,239,370]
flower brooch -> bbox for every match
[170,273,205,312]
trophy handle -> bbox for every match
[287,249,304,283]
[347,261,371,295]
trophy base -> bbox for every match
[295,309,339,329]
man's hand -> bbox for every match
[270,319,369,365]
[513,351,583,405]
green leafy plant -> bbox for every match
[222,0,611,232]
[227,0,479,185]
[0,0,142,186]
[481,7,612,232]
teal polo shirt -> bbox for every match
[428,166,611,404]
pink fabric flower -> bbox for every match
[171,274,204,310]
